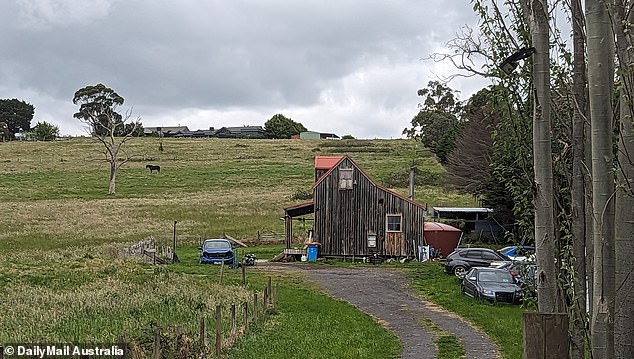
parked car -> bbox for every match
[444,248,510,277]
[199,239,236,266]
[460,267,523,303]
[497,245,535,261]
[494,261,537,290]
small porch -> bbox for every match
[282,201,315,257]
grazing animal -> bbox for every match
[146,164,161,174]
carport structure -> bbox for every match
[282,201,314,250]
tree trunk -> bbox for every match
[570,0,589,356]
[529,0,560,313]
[586,0,616,357]
[613,2,634,357]
[108,160,117,195]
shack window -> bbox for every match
[339,168,354,190]
[386,214,402,232]
[367,232,377,248]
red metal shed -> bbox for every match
[423,222,462,259]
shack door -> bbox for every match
[385,214,406,256]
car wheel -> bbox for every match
[453,265,467,277]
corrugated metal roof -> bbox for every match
[314,156,343,170]
[433,207,493,213]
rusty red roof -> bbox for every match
[314,156,343,170]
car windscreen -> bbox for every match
[203,241,231,250]
[478,271,513,283]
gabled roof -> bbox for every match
[314,156,343,170]
[312,155,426,210]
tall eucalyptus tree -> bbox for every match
[612,1,634,357]
[585,0,616,356]
[521,0,561,313]
[570,0,590,356]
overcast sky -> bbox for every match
[0,0,488,138]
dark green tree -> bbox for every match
[403,81,464,164]
[72,84,142,195]
[30,121,60,141]
[0,99,35,138]
[72,84,143,137]
[264,114,306,139]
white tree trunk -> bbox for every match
[108,160,117,195]
[570,0,589,356]
[530,0,560,313]
[613,2,634,356]
[586,0,616,356]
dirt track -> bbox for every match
[259,264,500,359]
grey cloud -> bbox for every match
[0,0,483,137]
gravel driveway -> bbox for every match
[259,264,500,359]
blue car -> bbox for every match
[199,239,236,266]
[498,245,535,261]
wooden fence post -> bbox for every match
[253,292,258,322]
[267,276,272,305]
[263,287,268,320]
[118,335,127,358]
[152,328,161,359]
[523,312,568,359]
[241,263,246,288]
[219,261,225,284]
[230,304,236,336]
[199,317,206,358]
[215,305,222,358]
[243,302,249,333]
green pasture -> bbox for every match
[0,137,474,357]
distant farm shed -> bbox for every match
[284,155,426,259]
[423,222,461,259]
[300,131,340,140]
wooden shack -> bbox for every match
[285,155,426,259]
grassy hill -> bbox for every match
[0,137,474,252]
[0,137,475,354]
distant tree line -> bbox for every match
[0,98,61,141]
[0,98,34,140]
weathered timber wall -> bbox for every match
[314,157,425,257]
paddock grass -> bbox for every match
[0,137,474,356]
[0,138,473,253]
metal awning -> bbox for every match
[284,201,314,217]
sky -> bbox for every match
[0,0,488,139]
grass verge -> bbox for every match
[410,262,530,359]
[417,317,466,359]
